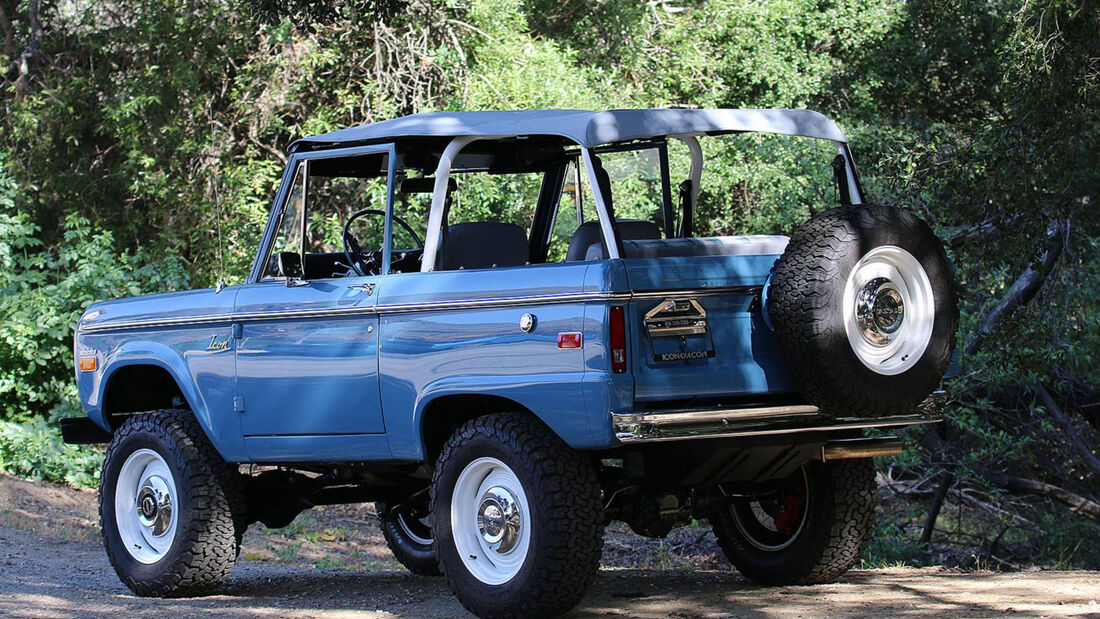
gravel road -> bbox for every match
[2,474,1099,617]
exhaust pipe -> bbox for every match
[820,437,902,461]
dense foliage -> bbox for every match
[0,0,1096,564]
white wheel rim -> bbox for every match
[842,245,935,375]
[114,448,179,564]
[396,511,433,546]
[730,468,810,551]
[450,457,531,585]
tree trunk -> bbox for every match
[920,470,955,546]
[13,0,43,101]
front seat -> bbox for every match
[565,219,662,261]
[442,222,529,270]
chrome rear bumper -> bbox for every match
[611,403,941,443]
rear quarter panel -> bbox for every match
[377,262,626,459]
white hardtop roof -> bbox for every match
[292,108,849,150]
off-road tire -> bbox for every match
[710,459,876,585]
[431,414,604,618]
[99,410,244,597]
[767,204,957,417]
[377,499,441,576]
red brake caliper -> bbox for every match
[773,484,807,535]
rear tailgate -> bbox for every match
[624,252,795,404]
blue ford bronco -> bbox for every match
[62,109,957,618]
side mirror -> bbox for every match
[277,252,308,286]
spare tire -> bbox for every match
[766,204,957,417]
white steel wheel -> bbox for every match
[396,511,434,546]
[730,467,810,552]
[114,448,179,564]
[450,457,531,585]
[842,245,935,375]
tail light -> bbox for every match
[609,306,627,373]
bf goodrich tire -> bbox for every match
[99,410,244,597]
[767,204,957,417]
[431,414,604,618]
[377,497,441,576]
[710,459,876,585]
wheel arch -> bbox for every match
[101,363,189,428]
[418,394,541,463]
[94,343,221,453]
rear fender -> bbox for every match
[404,372,614,461]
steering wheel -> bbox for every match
[342,209,424,276]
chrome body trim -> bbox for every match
[77,286,765,334]
[612,406,941,443]
[80,314,235,333]
[376,291,627,314]
[613,404,820,428]
[629,285,761,300]
[79,291,629,333]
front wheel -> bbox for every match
[710,459,876,586]
[99,410,244,597]
[431,414,604,618]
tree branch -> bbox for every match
[1037,385,1100,479]
[965,219,1068,356]
[946,214,1018,250]
[985,472,1100,522]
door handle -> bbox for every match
[348,283,375,296]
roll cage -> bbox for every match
[250,109,865,283]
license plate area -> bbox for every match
[644,298,715,362]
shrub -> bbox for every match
[0,417,102,488]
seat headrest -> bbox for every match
[442,222,529,270]
[565,219,662,262]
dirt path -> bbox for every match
[2,474,1099,617]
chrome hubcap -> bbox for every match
[136,475,173,536]
[477,487,521,553]
[114,448,179,564]
[856,277,906,345]
[843,245,935,376]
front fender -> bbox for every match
[89,339,245,460]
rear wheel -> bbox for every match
[710,459,876,585]
[431,414,604,618]
[378,494,440,576]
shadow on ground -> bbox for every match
[3,524,1100,618]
